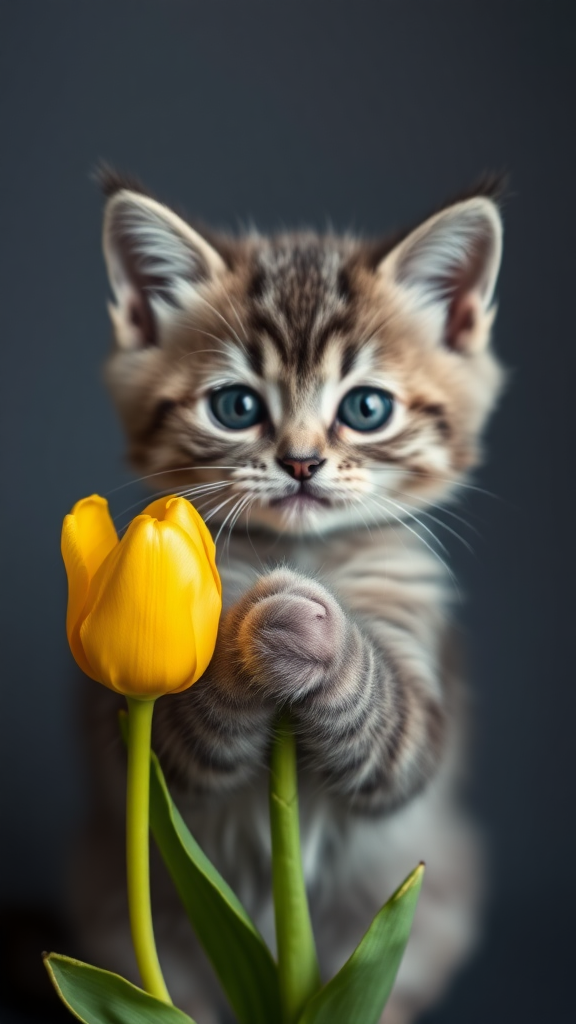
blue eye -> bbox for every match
[337,387,394,432]
[210,386,266,430]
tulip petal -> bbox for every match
[144,496,222,598]
[149,498,222,677]
[80,516,220,697]
[61,495,118,679]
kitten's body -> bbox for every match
[72,173,504,1023]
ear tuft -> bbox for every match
[94,162,152,200]
[442,170,509,208]
[102,191,226,350]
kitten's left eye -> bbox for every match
[210,386,267,429]
[337,387,394,432]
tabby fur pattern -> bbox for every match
[72,169,504,1024]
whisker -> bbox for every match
[368,466,500,501]
[203,493,239,524]
[104,466,240,495]
[214,494,247,545]
[177,481,232,500]
[376,495,451,558]
[371,479,480,535]
[347,496,376,539]
[407,506,475,554]
[419,501,481,536]
[176,485,233,510]
[188,293,247,353]
[113,487,173,524]
[174,326,238,358]
[176,345,233,365]
[347,494,414,556]
[366,472,484,541]
[221,286,249,342]
[384,494,476,557]
[223,494,253,560]
[244,500,265,571]
[190,493,232,519]
[112,480,232,531]
[364,492,460,596]
[188,487,230,510]
[230,493,252,532]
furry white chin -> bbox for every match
[270,492,331,511]
[232,493,373,538]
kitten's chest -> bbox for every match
[217,526,442,618]
[216,532,354,608]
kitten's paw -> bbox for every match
[237,569,347,698]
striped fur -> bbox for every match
[154,539,450,818]
[72,178,504,1024]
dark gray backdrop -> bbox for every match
[1,2,574,1022]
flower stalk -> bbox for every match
[269,715,321,1024]
[126,696,171,1004]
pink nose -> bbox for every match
[279,457,324,480]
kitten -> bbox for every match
[72,170,504,1024]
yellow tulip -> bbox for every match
[61,494,222,699]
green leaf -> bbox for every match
[44,952,195,1024]
[297,863,424,1024]
[119,712,281,1024]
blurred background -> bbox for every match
[0,2,574,1021]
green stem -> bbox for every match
[270,714,321,1024]
[126,696,172,1004]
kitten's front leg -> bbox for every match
[153,568,343,795]
[153,599,277,797]
[238,568,448,814]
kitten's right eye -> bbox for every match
[337,386,394,432]
[210,386,267,430]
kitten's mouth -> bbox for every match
[270,491,331,510]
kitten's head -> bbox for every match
[102,171,504,537]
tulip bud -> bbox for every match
[61,494,222,698]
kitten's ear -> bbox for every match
[378,197,503,352]
[103,190,226,349]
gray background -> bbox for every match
[0,1,574,1021]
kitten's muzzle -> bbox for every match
[277,456,326,480]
